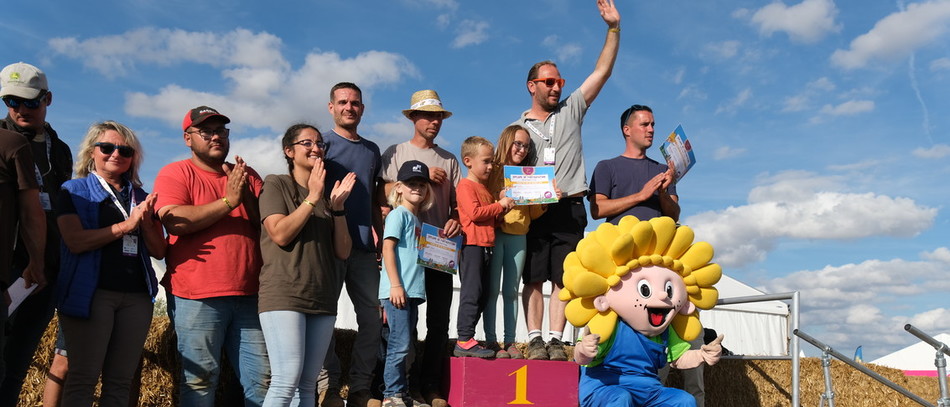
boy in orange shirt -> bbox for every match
[453,136,515,358]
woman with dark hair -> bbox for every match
[258,123,356,406]
[56,120,165,406]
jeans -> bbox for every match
[260,310,335,407]
[382,298,421,398]
[167,294,270,407]
[60,289,153,407]
[483,232,526,344]
[321,249,380,392]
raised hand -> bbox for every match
[330,172,357,210]
[597,0,620,29]
[307,157,327,200]
[574,333,601,365]
[222,155,248,207]
[701,334,725,366]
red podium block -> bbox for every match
[446,357,579,407]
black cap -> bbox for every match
[182,106,231,131]
[397,160,430,183]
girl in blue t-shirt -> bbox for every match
[380,160,435,407]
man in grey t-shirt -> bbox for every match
[511,0,621,361]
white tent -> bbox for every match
[698,274,790,356]
[337,272,791,353]
[871,333,950,377]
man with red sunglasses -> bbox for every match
[511,0,620,361]
[0,62,73,405]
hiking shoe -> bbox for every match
[547,338,568,361]
[350,389,377,407]
[453,339,496,358]
[321,388,344,407]
[487,341,509,358]
[525,336,549,360]
[382,395,409,407]
[506,343,524,359]
[423,388,448,407]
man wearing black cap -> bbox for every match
[0,61,71,404]
[153,106,270,406]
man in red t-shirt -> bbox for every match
[154,106,268,406]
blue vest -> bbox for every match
[57,175,158,318]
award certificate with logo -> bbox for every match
[504,166,557,205]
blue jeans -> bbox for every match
[484,232,526,344]
[382,297,421,398]
[167,295,270,407]
[260,311,335,407]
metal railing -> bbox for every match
[794,328,938,407]
[904,324,950,406]
[716,291,801,406]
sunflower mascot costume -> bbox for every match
[562,216,724,407]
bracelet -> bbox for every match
[221,197,234,210]
[331,209,347,217]
[608,26,621,33]
[391,284,403,288]
[302,199,316,208]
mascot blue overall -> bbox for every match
[560,216,724,407]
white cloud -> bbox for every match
[677,85,708,101]
[452,19,490,48]
[749,0,840,43]
[229,133,285,178]
[930,57,950,71]
[921,247,950,263]
[369,119,414,152]
[436,14,452,30]
[701,40,741,60]
[713,146,747,160]
[407,0,458,10]
[826,159,884,171]
[782,77,836,112]
[715,88,752,114]
[670,67,686,85]
[912,144,950,159]
[686,171,937,267]
[831,1,950,69]
[819,99,874,116]
[542,35,582,63]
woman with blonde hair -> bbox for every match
[56,120,165,406]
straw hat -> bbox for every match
[402,89,453,119]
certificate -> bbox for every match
[417,223,462,275]
[503,165,557,205]
[659,124,696,184]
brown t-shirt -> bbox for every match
[258,174,340,315]
[0,129,39,286]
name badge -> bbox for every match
[39,192,52,212]
[122,234,138,256]
[543,147,556,166]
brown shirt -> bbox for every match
[258,174,340,315]
[0,129,39,286]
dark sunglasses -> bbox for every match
[2,91,48,109]
[292,139,327,150]
[95,142,135,158]
[531,77,565,88]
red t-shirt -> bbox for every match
[153,159,264,299]
[457,178,503,247]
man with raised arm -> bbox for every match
[511,0,621,361]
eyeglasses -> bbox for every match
[512,141,529,150]
[292,139,327,150]
[531,77,565,88]
[187,128,230,140]
[95,142,135,158]
[2,91,48,110]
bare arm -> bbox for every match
[159,156,249,236]
[371,178,385,253]
[382,237,406,309]
[578,0,621,107]
[17,189,46,288]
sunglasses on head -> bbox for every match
[2,91,48,110]
[531,77,565,88]
[95,142,135,158]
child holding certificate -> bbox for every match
[380,160,435,407]
[454,136,515,359]
[483,125,548,358]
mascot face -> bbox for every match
[595,266,694,337]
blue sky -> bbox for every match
[3,0,948,360]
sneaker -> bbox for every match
[487,341,509,359]
[506,343,524,359]
[349,389,377,407]
[321,388,345,407]
[525,336,549,360]
[423,388,448,407]
[547,338,568,361]
[453,339,496,358]
[404,396,431,407]
[381,395,409,407]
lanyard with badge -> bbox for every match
[33,136,52,211]
[92,172,139,257]
[524,113,557,165]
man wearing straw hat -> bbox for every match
[381,89,461,407]
[511,0,621,361]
